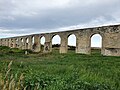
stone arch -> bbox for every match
[67,34,76,52]
[90,33,103,54]
[40,36,45,51]
[51,34,61,52]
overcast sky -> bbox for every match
[0,0,120,47]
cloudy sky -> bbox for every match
[0,0,120,46]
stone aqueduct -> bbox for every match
[0,24,120,56]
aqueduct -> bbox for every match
[0,24,120,56]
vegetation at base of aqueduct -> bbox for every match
[0,46,120,90]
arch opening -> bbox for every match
[52,35,61,52]
[68,34,76,53]
[40,36,45,51]
[91,34,102,54]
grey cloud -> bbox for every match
[0,0,120,37]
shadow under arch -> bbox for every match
[67,33,76,53]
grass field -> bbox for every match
[0,46,120,90]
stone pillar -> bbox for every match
[12,38,16,48]
[60,34,68,53]
[11,39,14,48]
[9,39,12,48]
[1,39,3,46]
[75,34,79,53]
[4,39,6,46]
[22,38,26,49]
[24,38,27,49]
[28,36,32,50]
[18,38,22,49]
[5,39,7,46]
[43,34,52,53]
[76,32,90,54]
[0,39,2,46]
[0,39,1,46]
[15,39,19,48]
[2,39,5,46]
[5,39,9,46]
[103,33,120,56]
[32,35,40,52]
[100,35,105,55]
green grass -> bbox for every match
[0,46,120,90]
